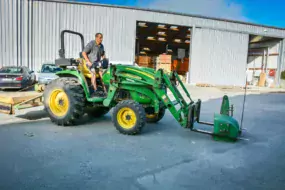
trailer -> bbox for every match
[0,92,44,115]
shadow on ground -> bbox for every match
[9,92,285,128]
[16,109,48,120]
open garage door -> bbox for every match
[247,35,283,87]
[190,28,249,86]
[135,21,191,83]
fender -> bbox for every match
[55,70,90,98]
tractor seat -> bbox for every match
[78,59,100,79]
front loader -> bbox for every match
[41,30,242,141]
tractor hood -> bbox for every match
[102,65,156,85]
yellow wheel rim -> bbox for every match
[49,89,69,117]
[146,114,157,119]
[117,107,137,129]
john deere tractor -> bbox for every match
[43,30,242,141]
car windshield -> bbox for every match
[41,64,62,73]
[0,67,23,73]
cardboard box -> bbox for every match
[156,63,172,73]
[138,56,151,64]
[172,58,189,74]
[157,54,171,64]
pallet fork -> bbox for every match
[162,71,241,141]
[128,68,241,141]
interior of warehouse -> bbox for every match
[247,35,283,87]
[134,21,191,82]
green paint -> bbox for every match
[213,114,240,142]
[220,95,230,116]
[50,61,241,141]
[102,68,111,85]
[56,70,90,98]
[129,91,152,104]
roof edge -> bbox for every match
[32,0,285,30]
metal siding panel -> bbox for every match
[277,39,285,85]
[22,0,28,67]
[1,0,285,74]
[132,9,285,38]
[282,40,285,72]
[0,0,4,67]
[190,28,249,86]
[28,2,136,65]
[1,0,18,67]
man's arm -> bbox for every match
[82,41,93,67]
[101,51,105,59]
[101,45,105,59]
[82,52,92,67]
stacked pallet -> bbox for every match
[156,54,172,73]
[172,58,189,75]
[137,56,154,68]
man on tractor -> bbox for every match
[82,32,107,96]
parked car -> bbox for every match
[34,63,62,92]
[0,66,36,90]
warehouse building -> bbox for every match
[1,0,285,87]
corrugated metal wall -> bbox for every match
[190,28,249,86]
[1,0,285,85]
[278,39,285,85]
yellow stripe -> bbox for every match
[126,68,155,79]
[121,73,142,80]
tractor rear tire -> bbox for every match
[146,107,166,123]
[112,100,146,135]
[86,107,110,118]
[44,77,86,126]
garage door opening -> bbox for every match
[135,21,192,82]
[247,35,283,87]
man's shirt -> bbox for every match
[83,40,104,63]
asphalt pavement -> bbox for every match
[0,88,285,190]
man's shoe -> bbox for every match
[90,90,98,98]
[97,91,107,97]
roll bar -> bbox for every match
[59,30,85,58]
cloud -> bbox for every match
[138,0,249,22]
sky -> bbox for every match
[71,0,285,28]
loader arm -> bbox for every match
[153,69,197,127]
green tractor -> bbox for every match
[43,30,242,141]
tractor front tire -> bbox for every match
[44,77,86,126]
[112,100,146,135]
[86,107,110,118]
